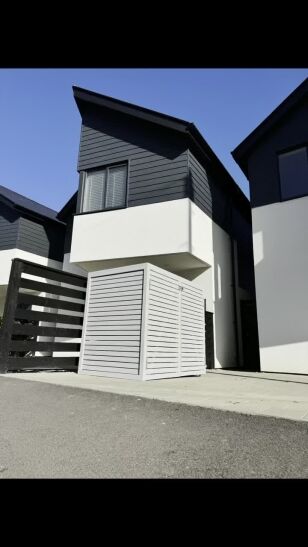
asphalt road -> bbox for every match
[0,376,307,478]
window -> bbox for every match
[278,146,308,201]
[81,164,127,213]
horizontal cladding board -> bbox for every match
[84,342,139,349]
[149,288,179,304]
[130,159,187,174]
[88,305,142,313]
[151,272,181,288]
[89,285,143,294]
[129,172,187,188]
[90,276,143,287]
[22,262,87,288]
[84,335,140,341]
[14,309,83,325]
[9,341,80,352]
[148,309,178,321]
[89,290,142,300]
[128,182,187,200]
[84,326,141,334]
[128,193,186,208]
[12,325,82,337]
[87,312,141,319]
[182,301,204,312]
[149,284,179,299]
[83,352,139,362]
[148,321,179,331]
[79,140,183,161]
[86,319,141,326]
[148,323,179,333]
[148,301,178,314]
[79,150,174,169]
[181,314,204,324]
[90,284,142,294]
[81,365,139,374]
[17,293,84,312]
[7,357,78,371]
[19,278,85,300]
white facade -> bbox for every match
[79,263,205,380]
[70,198,213,272]
[70,198,242,370]
[252,195,308,374]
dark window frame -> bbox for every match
[76,160,129,215]
[277,144,308,203]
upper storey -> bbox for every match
[70,87,253,282]
[232,78,308,209]
[73,86,250,232]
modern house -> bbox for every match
[0,87,259,375]
[0,184,67,316]
[232,77,308,374]
[64,86,258,372]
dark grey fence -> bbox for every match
[0,258,87,373]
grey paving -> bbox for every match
[0,376,307,478]
[5,369,308,422]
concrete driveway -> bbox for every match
[0,375,307,478]
[5,368,308,422]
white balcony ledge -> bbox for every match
[70,198,214,273]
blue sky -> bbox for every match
[0,68,307,212]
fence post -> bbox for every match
[0,259,24,373]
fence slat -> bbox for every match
[0,258,87,373]
[17,293,85,312]
[7,357,79,371]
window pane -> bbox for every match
[279,147,308,200]
[105,165,127,208]
[83,170,106,212]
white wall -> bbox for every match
[252,195,308,374]
[0,248,63,287]
[0,249,63,316]
[69,198,240,370]
[181,219,237,369]
[70,198,213,271]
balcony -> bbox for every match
[70,198,213,273]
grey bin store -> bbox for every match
[78,263,206,380]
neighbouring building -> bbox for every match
[0,184,67,316]
[232,77,308,374]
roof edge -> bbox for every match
[232,77,308,174]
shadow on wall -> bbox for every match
[212,221,237,368]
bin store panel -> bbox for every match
[78,264,205,380]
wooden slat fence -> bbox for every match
[0,258,87,373]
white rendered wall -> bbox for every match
[70,198,213,270]
[70,198,239,370]
[0,248,63,287]
[0,249,63,316]
[181,219,237,369]
[252,196,308,374]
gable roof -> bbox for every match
[0,184,65,225]
[73,86,250,216]
[232,77,308,176]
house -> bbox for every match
[0,184,67,316]
[65,86,258,371]
[232,77,308,374]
